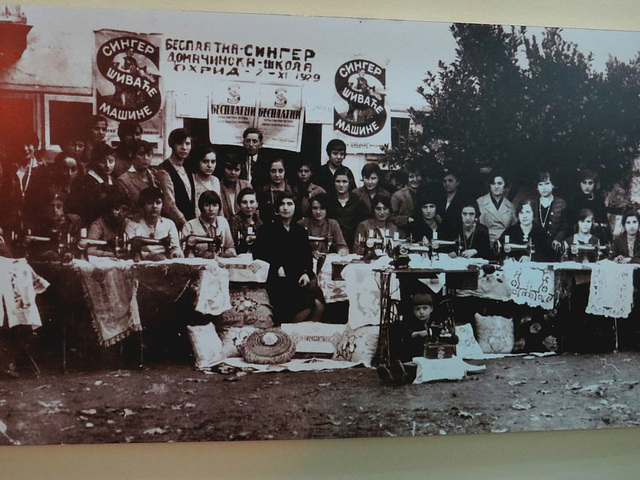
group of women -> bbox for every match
[2,117,639,325]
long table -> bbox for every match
[30,255,271,369]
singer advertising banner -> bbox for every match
[94,29,163,142]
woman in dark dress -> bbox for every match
[253,191,324,326]
[610,209,640,264]
[500,199,553,262]
[442,201,493,260]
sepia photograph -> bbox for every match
[2,1,640,449]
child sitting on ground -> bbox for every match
[405,292,459,359]
[380,292,459,385]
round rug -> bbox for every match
[239,328,295,364]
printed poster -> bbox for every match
[256,83,303,151]
[208,80,259,145]
[208,81,303,151]
[94,29,164,146]
[332,58,390,154]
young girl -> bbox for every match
[229,188,263,254]
[353,162,391,214]
[409,193,440,243]
[68,142,116,225]
[564,209,600,262]
[444,202,492,260]
[298,193,349,256]
[189,145,221,218]
[353,196,400,255]
[501,199,553,262]
[611,209,640,264]
[181,190,235,258]
[125,186,183,261]
[30,189,82,262]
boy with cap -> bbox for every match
[380,291,459,385]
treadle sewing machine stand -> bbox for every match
[374,267,479,367]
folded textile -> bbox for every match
[210,356,360,372]
[586,260,635,318]
[0,257,50,329]
[343,261,385,328]
[195,262,232,316]
[76,262,141,346]
[218,255,269,283]
[412,356,485,384]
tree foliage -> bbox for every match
[386,23,640,200]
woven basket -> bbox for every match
[239,328,295,364]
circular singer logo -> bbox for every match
[96,36,162,122]
[333,60,386,137]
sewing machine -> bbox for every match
[357,230,400,263]
[502,235,534,261]
[430,236,460,260]
[236,225,258,253]
[76,231,128,259]
[565,241,609,263]
[391,241,430,268]
[129,235,173,261]
[182,234,222,257]
[17,229,74,263]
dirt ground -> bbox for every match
[1,351,639,446]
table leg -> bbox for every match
[62,322,67,374]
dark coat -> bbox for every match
[533,196,570,242]
[610,233,640,263]
[327,193,370,250]
[441,223,493,260]
[500,223,553,262]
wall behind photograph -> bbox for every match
[2,0,640,479]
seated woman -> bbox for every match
[68,142,117,225]
[409,192,441,243]
[24,152,79,230]
[610,209,640,264]
[442,202,493,260]
[28,189,82,261]
[86,192,132,257]
[181,190,236,258]
[353,196,400,255]
[500,199,553,262]
[298,193,349,256]
[253,192,324,326]
[125,187,183,261]
[229,188,263,254]
[563,208,601,263]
